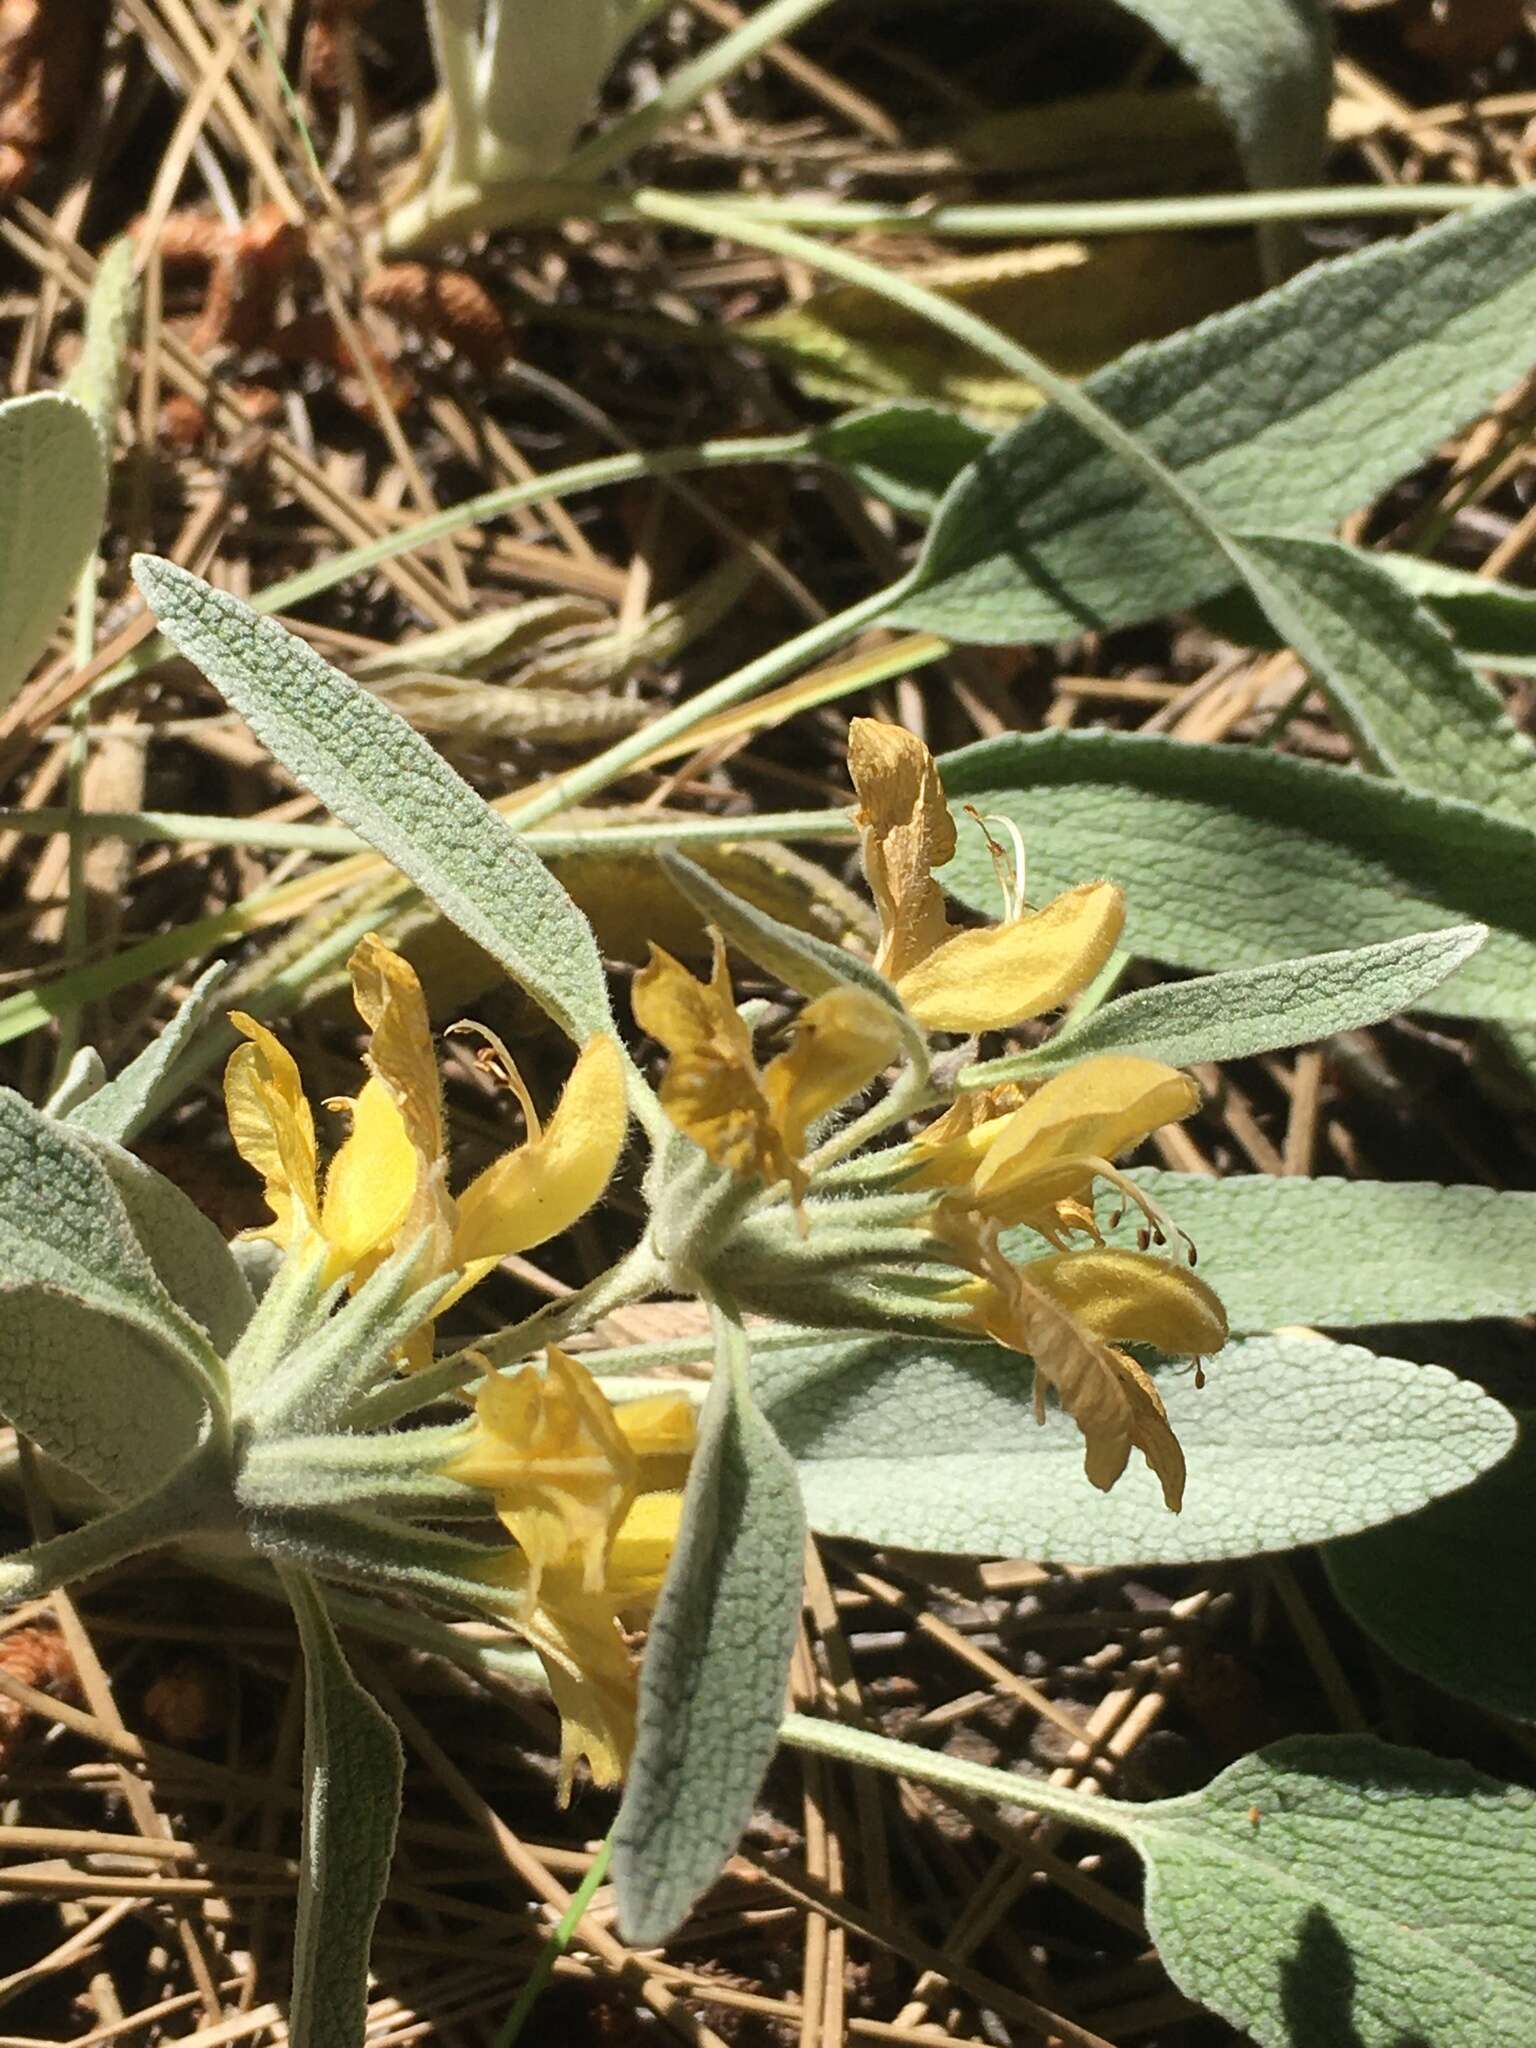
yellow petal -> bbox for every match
[347,932,444,1165]
[224,1015,320,1244]
[633,936,798,1193]
[447,1347,638,1594]
[972,1053,1200,1204]
[604,1488,686,1608]
[896,881,1124,1034]
[451,1034,628,1264]
[955,1234,1187,1511]
[318,1075,419,1282]
[1081,1347,1186,1513]
[614,1393,698,1497]
[1025,1249,1227,1358]
[907,1083,1036,1188]
[848,717,957,983]
[518,1588,639,1799]
[761,987,903,1155]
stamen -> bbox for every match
[447,1020,543,1141]
[963,806,1030,923]
[1078,1156,1199,1267]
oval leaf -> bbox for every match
[1140,1737,1536,2047]
[1326,1413,1536,1723]
[0,1286,212,1502]
[755,1328,1515,1564]
[1110,1171,1536,1331]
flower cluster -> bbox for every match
[211,720,1225,1798]
[638,718,1227,1511]
[224,935,694,1790]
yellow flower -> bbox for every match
[632,929,902,1202]
[224,934,629,1326]
[848,717,1124,1034]
[512,1488,687,1798]
[913,1054,1202,1244]
[912,1051,1226,1510]
[448,1346,693,1595]
[943,1217,1225,1512]
[457,1348,696,1797]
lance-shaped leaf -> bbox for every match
[132,558,615,1046]
[63,236,138,454]
[0,393,108,712]
[1231,531,1536,825]
[1326,1413,1536,1724]
[1107,1170,1536,1331]
[614,1310,806,1946]
[0,1087,221,1386]
[67,963,230,1145]
[661,851,927,1075]
[1110,0,1331,207]
[889,189,1536,643]
[282,1569,403,2048]
[755,1328,1514,1565]
[788,1718,1536,2048]
[964,924,1486,1084]
[936,730,1536,1025]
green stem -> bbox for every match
[353,1243,665,1429]
[495,1833,615,2047]
[96,433,809,699]
[650,183,1493,236]
[564,0,842,181]
[498,582,903,832]
[777,1711,1144,1846]
[0,805,855,857]
[384,175,1494,258]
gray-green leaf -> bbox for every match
[283,1569,404,2048]
[1111,1170,1536,1330]
[63,237,138,454]
[937,729,1536,1024]
[1326,1412,1536,1723]
[1232,530,1536,824]
[0,1087,221,1386]
[788,1716,1536,2048]
[811,404,993,519]
[1139,1737,1536,2047]
[67,1126,253,1354]
[890,190,1536,644]
[1110,0,1330,197]
[131,558,615,1046]
[756,1328,1514,1564]
[614,1318,806,1946]
[965,924,1485,1083]
[0,1287,213,1502]
[0,393,108,713]
[68,963,230,1145]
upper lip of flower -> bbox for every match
[223,931,630,1311]
[631,928,902,1203]
[847,715,1126,1036]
